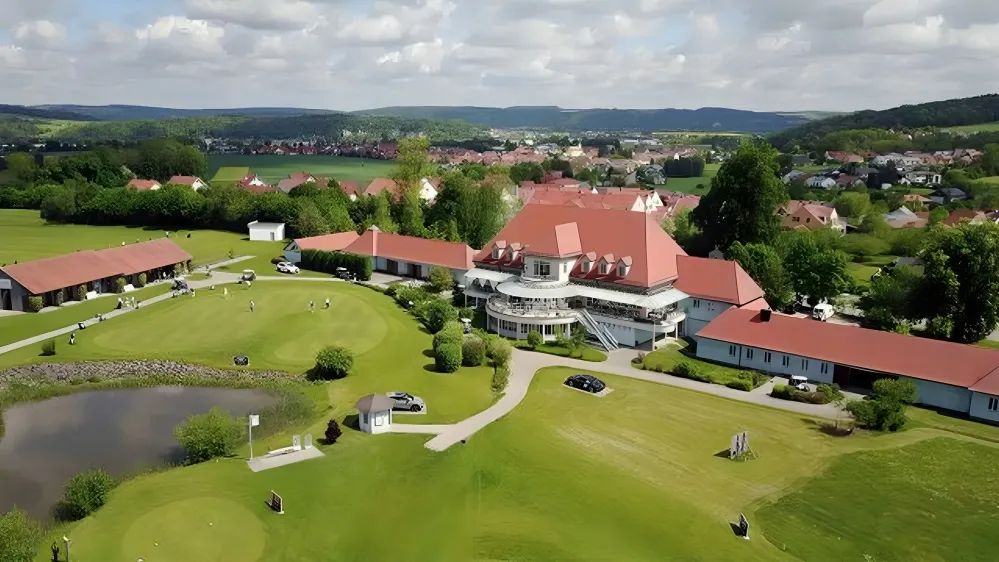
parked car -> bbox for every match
[275,262,300,274]
[387,391,426,412]
[564,374,606,394]
[812,303,834,321]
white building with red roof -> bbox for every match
[127,179,162,191]
[167,176,208,190]
[463,205,766,349]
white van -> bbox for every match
[812,303,834,322]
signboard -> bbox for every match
[249,415,259,427]
[738,513,750,539]
[268,491,284,514]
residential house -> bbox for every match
[942,210,987,227]
[804,176,837,190]
[167,176,207,190]
[363,177,439,203]
[782,170,808,184]
[834,175,865,189]
[782,201,846,233]
[239,174,269,188]
[929,187,968,204]
[824,151,864,164]
[127,179,162,191]
[694,308,999,422]
[884,206,928,229]
[276,172,319,193]
[338,180,362,201]
[905,170,943,186]
[463,205,766,350]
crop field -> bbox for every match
[207,154,396,187]
[945,122,999,133]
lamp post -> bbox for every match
[63,536,71,562]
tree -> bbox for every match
[435,342,462,373]
[834,191,871,220]
[486,337,512,368]
[324,419,342,444]
[394,186,425,237]
[174,407,244,464]
[509,162,544,184]
[291,199,330,238]
[128,138,207,181]
[857,212,890,237]
[314,345,354,380]
[919,223,999,343]
[58,469,116,521]
[427,266,455,294]
[392,137,435,189]
[4,152,38,184]
[727,242,795,310]
[422,299,458,334]
[462,337,486,366]
[692,141,788,249]
[928,206,949,226]
[780,231,850,305]
[40,187,77,222]
[859,266,921,332]
[355,192,398,233]
[0,508,44,562]
[845,378,917,431]
[564,326,588,358]
[526,330,543,349]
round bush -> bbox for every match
[462,338,486,366]
[433,322,464,351]
[55,290,65,306]
[138,272,147,287]
[76,284,87,301]
[422,299,458,333]
[435,342,463,373]
[26,296,43,312]
[173,407,244,464]
[314,345,354,380]
[40,340,56,356]
[59,468,116,521]
[486,337,512,368]
[115,277,126,293]
[0,508,44,561]
[526,330,543,349]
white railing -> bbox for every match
[486,297,576,319]
[575,309,619,351]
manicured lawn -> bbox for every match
[976,339,999,350]
[39,364,992,562]
[0,209,276,267]
[207,154,396,187]
[846,262,880,288]
[756,437,999,562]
[946,122,999,133]
[513,341,607,362]
[0,281,495,425]
[0,283,171,346]
[638,339,756,385]
[660,162,719,195]
[210,166,250,183]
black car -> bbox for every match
[564,374,606,394]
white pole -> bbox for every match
[249,418,254,460]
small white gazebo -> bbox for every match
[248,221,286,242]
[355,394,394,434]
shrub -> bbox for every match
[59,468,116,521]
[462,338,486,366]
[174,407,244,464]
[427,265,455,294]
[26,296,43,312]
[55,290,65,306]
[770,384,795,400]
[422,299,458,334]
[435,342,463,373]
[673,361,710,383]
[847,378,917,431]
[384,284,398,297]
[486,337,512,368]
[324,419,342,444]
[115,277,126,293]
[138,272,147,287]
[76,284,87,301]
[314,345,354,380]
[526,330,543,349]
[433,321,464,351]
[300,249,373,280]
[726,379,754,391]
[0,507,44,561]
[492,365,510,392]
[40,340,56,356]
[394,284,429,308]
[816,383,844,402]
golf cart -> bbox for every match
[335,267,354,281]
[790,375,810,392]
[171,278,189,292]
[812,303,834,322]
[241,269,257,282]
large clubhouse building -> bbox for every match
[463,205,768,350]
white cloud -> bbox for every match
[1,0,998,111]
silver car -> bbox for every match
[387,391,425,412]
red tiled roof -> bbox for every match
[1,239,191,295]
[673,256,765,306]
[339,180,361,196]
[942,210,985,226]
[168,176,204,186]
[476,205,687,288]
[293,231,361,252]
[344,228,475,270]
[364,177,403,198]
[698,308,999,390]
[127,179,161,191]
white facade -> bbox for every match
[681,298,733,337]
[418,178,439,203]
[373,256,466,282]
[283,242,302,264]
[248,221,286,242]
[695,338,835,382]
[969,392,999,422]
[358,409,392,434]
[901,378,972,412]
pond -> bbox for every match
[0,386,275,519]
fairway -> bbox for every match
[207,154,396,187]
[35,365,999,561]
[0,209,287,267]
[662,162,719,194]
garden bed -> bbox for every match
[513,341,607,362]
[634,340,768,390]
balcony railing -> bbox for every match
[486,297,577,319]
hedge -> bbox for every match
[492,365,510,392]
[673,361,710,383]
[300,248,373,281]
[725,379,754,392]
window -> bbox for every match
[520,323,530,334]
[374,413,384,426]
[801,359,809,370]
[989,397,999,412]
[692,299,701,309]
[746,348,754,360]
[782,356,790,367]
[362,413,369,425]
[581,260,591,273]
[533,260,551,278]
[617,264,628,277]
[492,247,502,259]
[599,262,610,275]
[728,345,737,357]
[764,352,772,364]
[544,324,555,335]
[820,363,829,375]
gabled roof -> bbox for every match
[345,228,475,270]
[673,256,765,306]
[475,205,687,288]
[127,179,161,191]
[364,177,403,197]
[698,308,999,391]
[942,209,985,226]
[293,231,361,252]
[168,176,204,186]
[339,180,362,197]
[1,239,191,295]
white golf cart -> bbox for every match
[812,303,834,322]
[789,375,810,392]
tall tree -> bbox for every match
[859,266,922,333]
[394,186,426,237]
[391,137,435,188]
[692,141,788,249]
[509,162,544,184]
[727,242,795,311]
[919,223,999,343]
[779,231,850,306]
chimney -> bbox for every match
[760,309,772,322]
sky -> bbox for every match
[1,0,998,113]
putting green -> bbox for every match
[120,497,265,562]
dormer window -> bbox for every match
[581,260,591,273]
[599,262,610,275]
[617,263,628,277]
[492,247,502,259]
